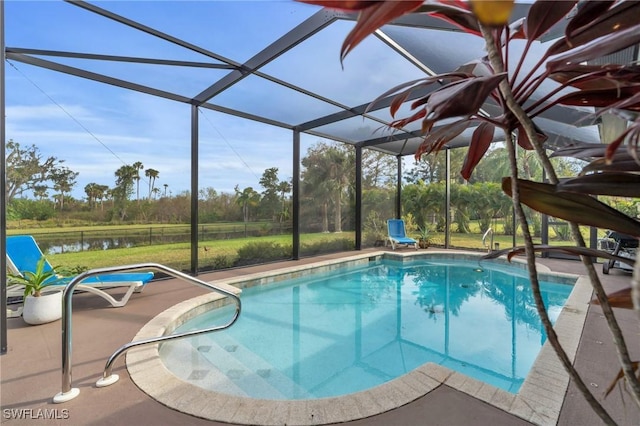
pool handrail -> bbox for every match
[52,263,241,404]
[482,228,494,253]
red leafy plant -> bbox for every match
[300,0,640,423]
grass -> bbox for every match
[49,232,355,271]
[22,220,608,272]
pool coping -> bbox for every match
[127,250,591,426]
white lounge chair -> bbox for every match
[6,235,154,317]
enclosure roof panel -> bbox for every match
[4,1,603,156]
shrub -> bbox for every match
[301,238,354,255]
[210,254,236,270]
[235,241,291,266]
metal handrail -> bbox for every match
[52,263,241,403]
[482,228,494,253]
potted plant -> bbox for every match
[416,225,430,249]
[7,256,65,325]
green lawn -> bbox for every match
[13,220,608,273]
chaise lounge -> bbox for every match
[6,235,154,317]
[387,219,418,250]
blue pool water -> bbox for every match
[160,258,573,399]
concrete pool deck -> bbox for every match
[2,249,639,425]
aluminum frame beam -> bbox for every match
[6,48,236,69]
[193,9,338,104]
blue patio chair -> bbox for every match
[6,235,154,312]
[387,219,418,250]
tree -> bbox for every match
[5,140,69,202]
[362,149,396,189]
[113,164,137,220]
[276,179,292,226]
[235,185,261,236]
[114,165,136,201]
[50,166,78,210]
[132,161,144,203]
[32,184,48,200]
[145,168,159,200]
[301,142,353,233]
[84,183,99,209]
[259,167,282,221]
[405,148,466,184]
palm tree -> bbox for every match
[163,183,168,197]
[276,179,292,229]
[132,161,144,203]
[94,184,107,211]
[145,168,159,200]
[235,185,261,237]
[84,183,99,209]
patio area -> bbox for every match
[1,249,639,426]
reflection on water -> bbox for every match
[163,258,574,399]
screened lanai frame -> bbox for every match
[1,1,602,352]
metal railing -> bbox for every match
[482,228,495,253]
[52,263,241,403]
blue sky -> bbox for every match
[4,1,428,200]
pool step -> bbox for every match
[196,333,312,399]
[159,338,247,397]
[159,334,311,399]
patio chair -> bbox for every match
[6,235,154,317]
[598,231,637,274]
[387,219,418,250]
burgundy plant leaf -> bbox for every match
[454,58,495,77]
[548,64,640,91]
[461,122,494,180]
[605,126,635,161]
[339,1,424,62]
[525,0,577,41]
[604,361,640,398]
[423,73,507,123]
[592,287,635,310]
[507,17,526,41]
[515,122,547,150]
[554,87,640,110]
[559,173,640,197]
[415,119,474,159]
[501,178,640,237]
[389,91,413,118]
[606,91,640,112]
[365,73,469,115]
[582,158,640,174]
[547,23,640,73]
[549,1,640,57]
[389,109,427,130]
[564,1,615,39]
[407,1,481,36]
[550,143,608,159]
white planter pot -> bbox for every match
[23,291,63,325]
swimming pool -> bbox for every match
[128,251,591,425]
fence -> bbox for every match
[17,222,293,254]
